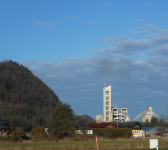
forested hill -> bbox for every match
[0,60,60,131]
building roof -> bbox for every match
[87,122,114,128]
[142,127,154,131]
[78,127,93,130]
[111,121,144,128]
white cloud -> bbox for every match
[160,18,168,21]
[21,24,168,120]
[99,25,168,57]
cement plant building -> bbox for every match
[96,84,158,123]
[96,84,130,122]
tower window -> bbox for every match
[106,101,109,105]
[106,97,109,100]
[106,106,109,110]
[106,111,109,115]
[105,91,109,95]
[106,117,109,121]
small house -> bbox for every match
[75,127,93,134]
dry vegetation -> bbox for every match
[0,136,168,150]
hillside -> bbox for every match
[0,60,60,131]
[74,115,95,128]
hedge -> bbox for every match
[93,128,132,138]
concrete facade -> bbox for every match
[112,108,128,121]
[96,115,103,123]
[103,85,112,122]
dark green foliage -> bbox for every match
[30,125,45,135]
[93,128,132,138]
[142,116,159,127]
[150,116,158,127]
[49,103,74,138]
[0,60,60,131]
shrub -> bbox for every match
[30,125,45,135]
[11,131,25,142]
[93,128,132,138]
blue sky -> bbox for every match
[1,0,168,121]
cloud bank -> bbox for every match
[22,24,168,120]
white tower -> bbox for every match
[103,85,112,122]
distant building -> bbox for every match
[103,85,112,122]
[142,107,158,122]
[132,107,158,122]
[132,130,143,137]
[96,115,103,123]
[111,106,130,122]
[112,121,144,130]
[96,84,130,122]
[75,127,93,134]
[142,126,168,137]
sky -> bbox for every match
[1,0,168,121]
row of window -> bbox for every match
[76,130,92,134]
[132,131,141,133]
[105,91,110,121]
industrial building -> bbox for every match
[103,85,112,122]
[132,107,158,122]
[96,84,157,123]
[111,105,130,122]
[96,84,130,122]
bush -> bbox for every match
[11,134,20,142]
[11,131,26,142]
[30,125,45,135]
[93,128,132,138]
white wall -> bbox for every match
[75,130,93,134]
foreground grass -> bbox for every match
[0,140,168,150]
[0,137,11,141]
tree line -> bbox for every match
[142,115,168,127]
[0,60,60,131]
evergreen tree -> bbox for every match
[49,103,74,138]
[150,116,158,127]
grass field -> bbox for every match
[0,140,168,150]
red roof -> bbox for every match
[87,122,114,128]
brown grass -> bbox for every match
[1,136,168,150]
